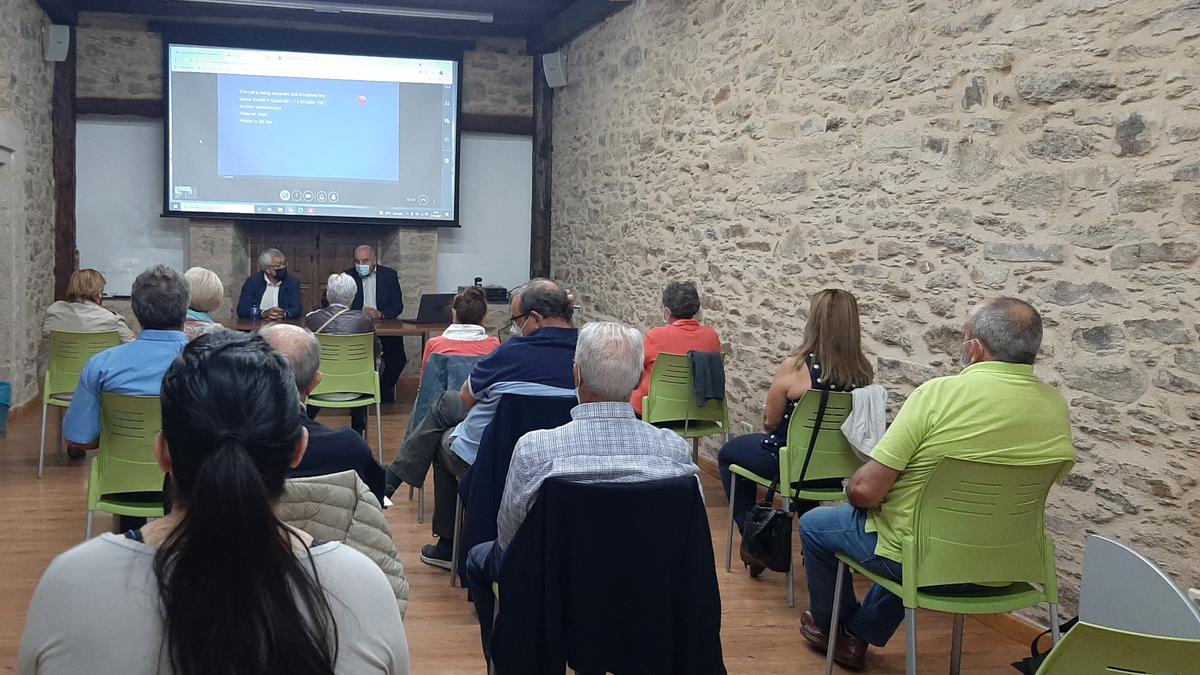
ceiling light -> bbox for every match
[177,0,494,23]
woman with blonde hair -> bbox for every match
[717,288,873,576]
[182,267,225,340]
[43,269,135,342]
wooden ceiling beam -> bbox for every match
[527,0,629,54]
[37,0,79,24]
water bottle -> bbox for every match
[250,304,261,323]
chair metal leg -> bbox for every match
[691,436,699,463]
[375,403,384,464]
[408,485,415,500]
[784,496,794,607]
[450,496,463,587]
[85,510,94,540]
[950,614,964,675]
[38,403,49,478]
[725,476,736,571]
[417,485,425,523]
[1049,603,1061,644]
[905,607,918,675]
[825,561,846,675]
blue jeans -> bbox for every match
[466,540,504,656]
[799,503,904,647]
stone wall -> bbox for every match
[550,0,1200,609]
[0,0,56,408]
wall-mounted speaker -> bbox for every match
[542,51,568,88]
[43,25,70,62]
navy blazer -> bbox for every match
[344,264,404,319]
[236,273,303,319]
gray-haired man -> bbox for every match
[465,321,701,647]
[236,248,302,320]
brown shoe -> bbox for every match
[801,610,867,670]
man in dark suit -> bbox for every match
[260,323,386,503]
[237,248,303,320]
[346,244,406,402]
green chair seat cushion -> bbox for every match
[728,464,775,488]
[306,393,378,408]
[46,392,74,406]
[836,552,1049,614]
[95,493,166,518]
[649,419,725,437]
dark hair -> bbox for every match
[132,265,189,330]
[969,297,1043,365]
[516,278,573,321]
[662,281,701,319]
[156,331,337,675]
[453,286,488,325]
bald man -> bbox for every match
[346,245,406,402]
[796,297,1076,669]
[260,323,386,502]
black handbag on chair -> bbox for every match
[738,390,832,574]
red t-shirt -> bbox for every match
[420,328,501,380]
[631,319,722,414]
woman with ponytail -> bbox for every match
[20,331,409,675]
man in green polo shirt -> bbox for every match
[797,297,1075,670]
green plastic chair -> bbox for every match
[725,389,858,606]
[86,393,164,539]
[39,330,121,478]
[306,332,384,462]
[641,352,729,461]
[1034,621,1200,674]
[825,457,1073,675]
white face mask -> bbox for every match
[509,323,523,337]
[356,264,372,277]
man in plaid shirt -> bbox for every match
[466,321,702,648]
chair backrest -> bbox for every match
[310,332,376,397]
[46,330,121,398]
[1080,535,1200,639]
[781,389,858,487]
[95,393,164,497]
[1035,621,1200,675]
[643,352,726,427]
[492,477,724,674]
[405,353,484,436]
[457,393,577,583]
[904,457,1070,598]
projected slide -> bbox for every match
[166,44,459,224]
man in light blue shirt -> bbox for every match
[63,265,190,454]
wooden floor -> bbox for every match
[0,380,1034,673]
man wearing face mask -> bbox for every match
[237,248,303,320]
[381,279,578,569]
[794,297,1076,670]
[630,280,721,416]
[346,245,406,402]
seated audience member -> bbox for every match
[718,288,873,576]
[465,321,700,641]
[43,268,135,343]
[798,297,1076,670]
[382,279,577,570]
[20,332,409,674]
[182,266,225,340]
[631,280,721,415]
[63,265,190,461]
[304,272,381,435]
[418,286,500,379]
[236,248,302,320]
[261,323,386,504]
[346,245,406,402]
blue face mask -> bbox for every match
[356,264,372,277]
